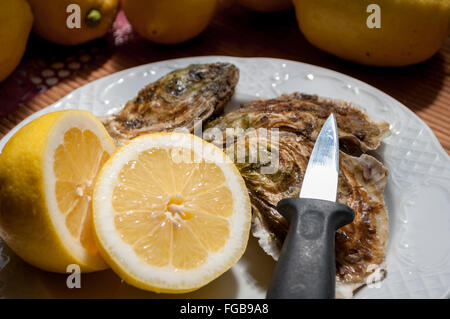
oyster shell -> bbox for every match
[102,62,239,145]
[207,92,390,155]
[205,93,390,297]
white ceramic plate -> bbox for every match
[1,57,449,299]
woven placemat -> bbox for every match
[1,7,449,153]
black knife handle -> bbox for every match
[266,198,354,299]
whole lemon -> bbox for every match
[121,0,217,44]
[0,0,33,81]
[238,0,293,13]
[27,0,119,46]
[293,0,450,66]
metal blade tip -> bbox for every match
[299,113,339,202]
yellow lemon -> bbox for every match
[0,0,33,81]
[121,0,217,44]
[294,0,450,66]
[93,133,251,293]
[238,0,293,13]
[0,110,116,273]
[27,0,119,46]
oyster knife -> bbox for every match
[266,114,354,299]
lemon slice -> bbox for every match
[0,110,115,273]
[93,133,251,293]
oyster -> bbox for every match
[207,92,390,155]
[102,62,239,145]
[205,93,390,298]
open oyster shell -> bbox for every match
[205,93,390,298]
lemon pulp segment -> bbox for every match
[54,128,110,254]
[112,148,232,270]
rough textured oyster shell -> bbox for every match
[205,93,390,298]
[102,62,239,145]
[207,92,390,155]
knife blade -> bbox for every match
[266,113,354,299]
[299,113,339,202]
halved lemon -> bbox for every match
[93,133,251,293]
[0,110,115,273]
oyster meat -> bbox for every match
[205,93,390,298]
[102,62,239,145]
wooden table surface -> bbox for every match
[1,5,449,153]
